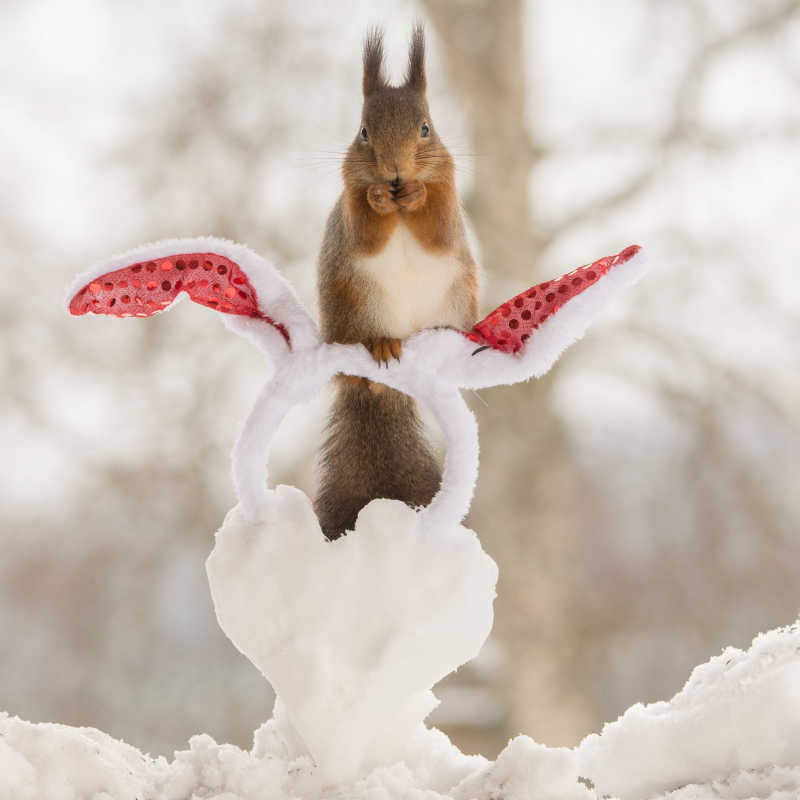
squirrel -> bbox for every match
[314,25,478,540]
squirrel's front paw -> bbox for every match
[394,179,427,212]
[365,336,402,366]
[367,184,399,215]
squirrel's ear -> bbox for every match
[404,23,426,93]
[362,27,387,96]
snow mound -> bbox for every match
[577,620,800,799]
[205,484,498,783]
[3,619,800,799]
[0,715,153,800]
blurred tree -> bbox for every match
[421,0,592,748]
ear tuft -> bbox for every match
[405,22,426,93]
[362,27,387,96]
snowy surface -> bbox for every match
[578,620,800,799]
[1,483,798,799]
[2,619,799,799]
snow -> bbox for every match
[2,486,799,799]
[206,486,498,783]
[577,621,800,799]
[3,614,800,799]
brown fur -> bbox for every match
[315,25,478,540]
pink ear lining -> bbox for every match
[468,245,641,353]
[69,252,290,346]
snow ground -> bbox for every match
[2,615,799,800]
[1,486,798,799]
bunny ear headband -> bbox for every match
[68,238,647,533]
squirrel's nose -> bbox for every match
[390,176,401,188]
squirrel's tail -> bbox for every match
[314,379,441,540]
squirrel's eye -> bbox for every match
[421,122,430,138]
[360,126,368,141]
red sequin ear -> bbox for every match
[69,252,290,344]
[469,245,640,353]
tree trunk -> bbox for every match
[423,0,595,750]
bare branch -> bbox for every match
[550,0,800,237]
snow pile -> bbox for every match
[206,485,498,783]
[0,718,153,800]
[577,620,800,799]
[2,619,800,798]
[0,710,478,800]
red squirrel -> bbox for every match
[315,25,478,539]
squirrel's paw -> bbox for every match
[367,184,399,215]
[394,179,427,212]
[338,373,388,395]
[365,336,402,366]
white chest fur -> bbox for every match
[354,224,463,338]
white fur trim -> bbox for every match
[232,248,648,529]
[71,240,647,531]
[400,247,650,389]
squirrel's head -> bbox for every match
[343,25,453,188]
